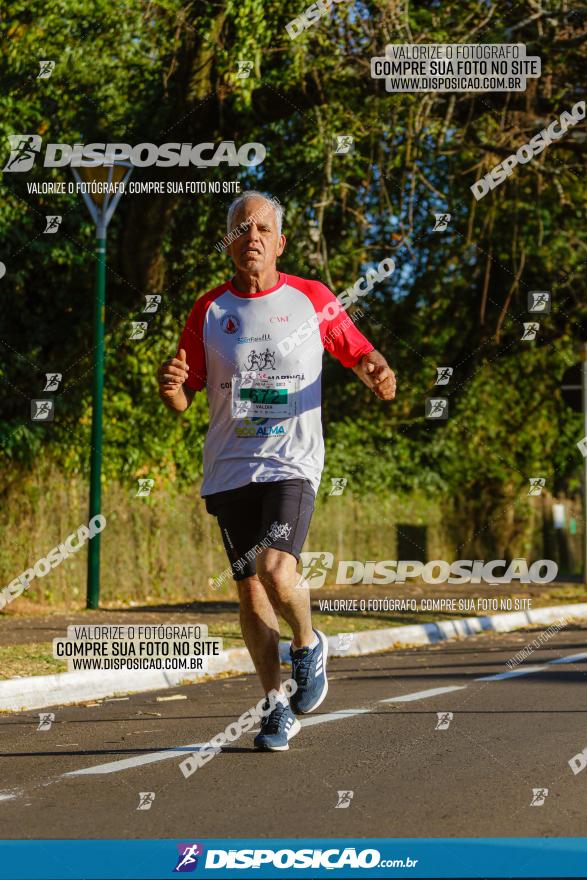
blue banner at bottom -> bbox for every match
[1,838,587,879]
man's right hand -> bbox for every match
[157,348,190,406]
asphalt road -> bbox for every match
[1,624,587,839]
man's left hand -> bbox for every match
[353,350,396,400]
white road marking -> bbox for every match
[62,649,585,776]
[476,652,587,681]
[300,708,371,727]
[4,643,583,789]
[549,652,587,665]
[476,666,544,681]
[66,743,214,776]
[380,685,467,703]
[72,709,372,775]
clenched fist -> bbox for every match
[354,350,396,400]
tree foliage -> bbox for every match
[1,0,585,553]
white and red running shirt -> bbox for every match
[178,273,374,496]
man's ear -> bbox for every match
[276,233,286,257]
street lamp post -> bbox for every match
[582,343,587,584]
[71,159,133,609]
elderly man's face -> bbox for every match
[227,196,285,275]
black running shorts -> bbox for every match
[204,479,315,581]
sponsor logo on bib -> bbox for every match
[235,417,287,438]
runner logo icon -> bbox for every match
[236,60,253,79]
[337,633,354,652]
[528,291,551,313]
[44,215,62,233]
[31,400,54,421]
[300,551,334,588]
[329,477,347,496]
[530,788,548,806]
[333,135,354,154]
[522,321,539,340]
[435,712,453,730]
[335,790,354,808]
[432,212,451,231]
[136,792,155,811]
[435,367,453,385]
[37,60,55,79]
[426,398,448,419]
[44,373,62,392]
[3,135,42,172]
[528,477,546,496]
[37,712,55,731]
[174,843,204,872]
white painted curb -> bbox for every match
[1,603,585,712]
[317,601,587,658]
[0,647,254,713]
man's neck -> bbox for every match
[232,269,279,294]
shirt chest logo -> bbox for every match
[236,333,271,345]
[220,313,240,334]
[243,349,277,370]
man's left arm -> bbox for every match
[352,349,396,400]
[311,284,396,400]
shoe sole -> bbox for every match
[297,629,329,715]
[255,718,301,752]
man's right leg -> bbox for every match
[206,484,301,750]
[236,573,282,695]
[237,572,301,751]
[206,485,280,696]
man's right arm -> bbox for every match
[157,348,197,413]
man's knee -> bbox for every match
[236,575,264,602]
[257,549,297,593]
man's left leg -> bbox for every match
[256,548,313,649]
[257,479,329,715]
[257,547,329,714]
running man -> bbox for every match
[157,191,396,751]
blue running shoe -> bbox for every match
[290,628,329,714]
[254,701,301,751]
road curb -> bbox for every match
[1,603,585,712]
[307,601,587,659]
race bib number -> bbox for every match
[231,373,298,419]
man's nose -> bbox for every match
[243,224,261,243]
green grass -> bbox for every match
[0,643,66,680]
[0,465,529,608]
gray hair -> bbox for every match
[227,190,284,237]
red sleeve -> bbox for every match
[178,284,228,391]
[287,275,374,368]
